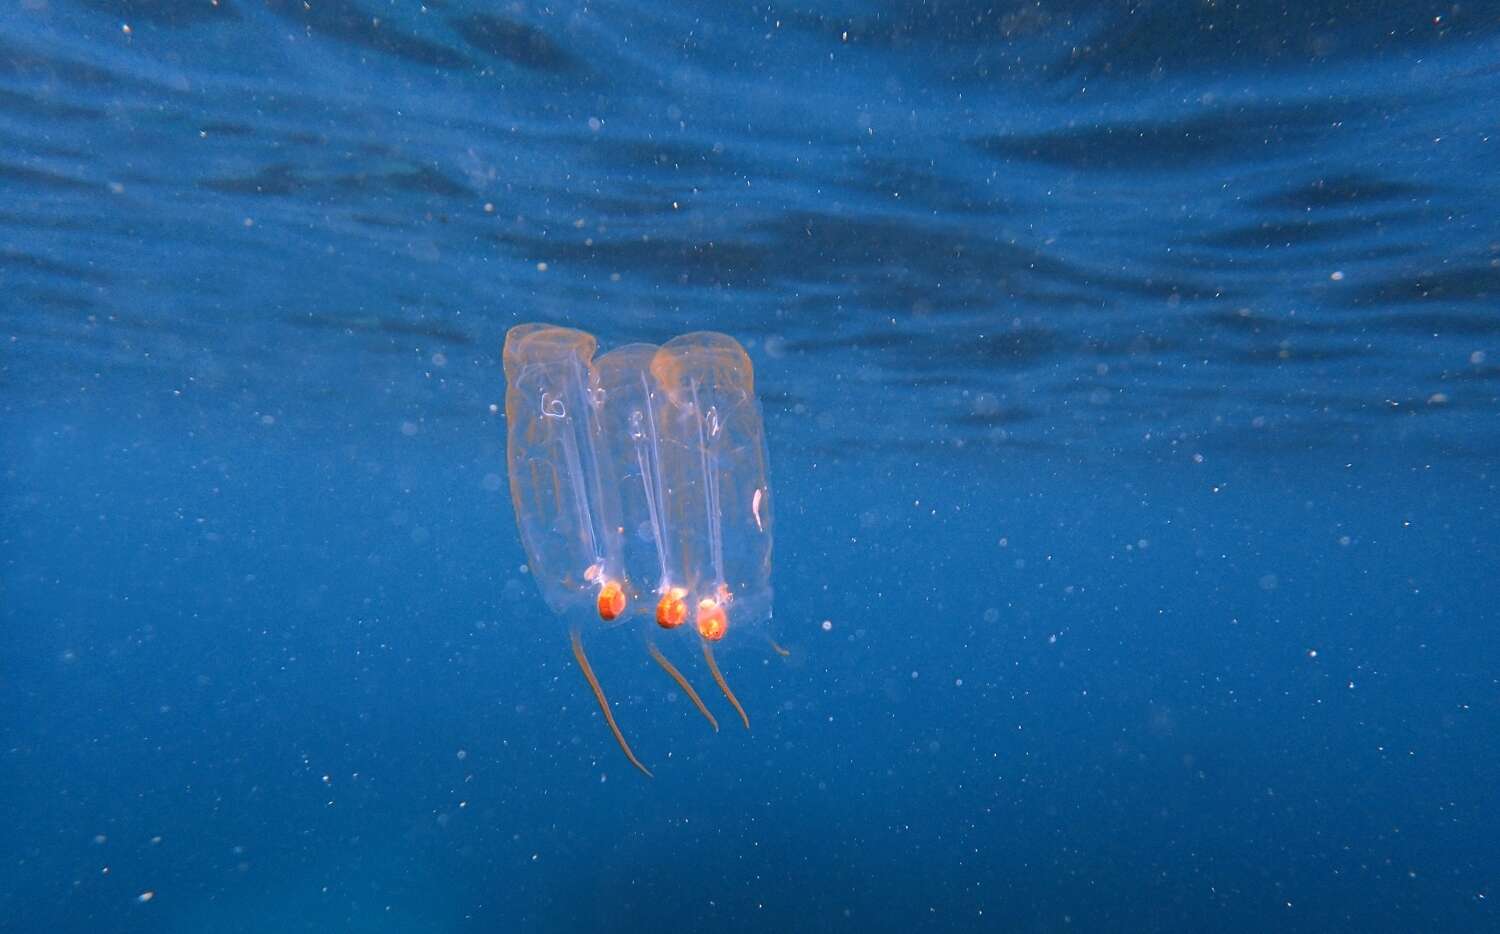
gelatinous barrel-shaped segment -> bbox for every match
[594,342,671,611]
[503,324,626,616]
[650,332,774,639]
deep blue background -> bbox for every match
[3,1,1499,931]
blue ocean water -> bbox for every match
[3,0,1499,930]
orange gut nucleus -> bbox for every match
[696,600,727,641]
[596,580,626,621]
[656,589,688,629]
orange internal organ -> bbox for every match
[597,581,626,621]
[696,599,727,641]
[656,589,688,629]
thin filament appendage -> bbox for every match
[701,642,749,731]
[570,629,653,777]
[648,642,719,732]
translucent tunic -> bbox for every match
[504,325,773,641]
[502,324,627,616]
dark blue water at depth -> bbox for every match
[2,2,1499,932]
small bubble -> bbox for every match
[457,749,468,760]
[820,620,832,632]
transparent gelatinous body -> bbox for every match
[503,323,776,773]
[506,325,773,640]
[502,324,627,618]
[593,343,676,611]
[650,333,774,642]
